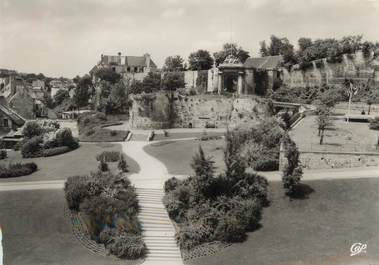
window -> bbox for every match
[3,118,9,128]
[127,67,131,72]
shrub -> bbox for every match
[98,159,109,172]
[64,175,89,211]
[107,234,146,259]
[96,151,121,162]
[110,130,118,136]
[117,155,129,172]
[369,117,379,130]
[56,128,79,149]
[43,146,71,157]
[22,121,43,139]
[164,177,180,193]
[21,136,43,158]
[0,149,7,160]
[0,162,38,178]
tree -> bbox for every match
[162,72,185,92]
[128,80,143,95]
[42,92,54,109]
[188,50,214,70]
[94,68,121,84]
[163,56,185,71]
[298,38,313,53]
[142,72,161,92]
[213,43,250,66]
[191,146,216,196]
[259,41,270,57]
[281,133,303,196]
[315,104,332,145]
[73,75,92,108]
[54,89,70,106]
[224,129,246,180]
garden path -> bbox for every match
[121,141,184,265]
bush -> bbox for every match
[21,136,43,158]
[43,146,71,157]
[64,175,89,211]
[110,130,118,136]
[56,128,79,149]
[164,177,180,193]
[98,159,109,172]
[369,117,379,130]
[0,149,7,160]
[117,155,129,172]
[96,151,121,162]
[22,121,43,139]
[0,162,38,178]
[107,234,146,259]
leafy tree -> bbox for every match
[340,35,363,54]
[188,50,214,70]
[162,72,185,92]
[259,41,270,57]
[163,56,185,71]
[42,92,54,109]
[54,89,70,106]
[213,43,250,66]
[315,104,332,145]
[22,121,43,139]
[298,38,313,53]
[128,80,144,95]
[142,72,161,92]
[72,75,93,108]
[94,68,121,84]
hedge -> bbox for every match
[0,162,38,178]
[43,146,72,157]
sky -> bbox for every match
[0,0,378,78]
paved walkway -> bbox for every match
[121,141,184,265]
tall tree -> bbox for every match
[298,38,313,53]
[162,72,185,92]
[142,72,161,93]
[188,50,214,70]
[213,43,250,66]
[72,75,92,108]
[163,56,185,71]
[54,89,70,106]
[259,41,270,57]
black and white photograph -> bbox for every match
[1,0,379,264]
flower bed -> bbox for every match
[0,162,38,178]
[64,171,145,259]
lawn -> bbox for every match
[290,115,378,153]
[144,139,225,175]
[187,178,379,265]
[0,189,141,265]
[0,143,139,182]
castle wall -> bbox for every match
[129,93,266,129]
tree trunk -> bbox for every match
[368,104,371,115]
[319,130,324,145]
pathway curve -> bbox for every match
[121,141,184,265]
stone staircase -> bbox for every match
[136,187,183,264]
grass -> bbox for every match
[187,178,379,265]
[290,115,378,153]
[78,112,129,142]
[0,143,139,182]
[144,139,225,175]
[0,189,141,265]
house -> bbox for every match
[90,52,158,82]
[0,96,25,133]
[207,54,283,95]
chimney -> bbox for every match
[144,53,151,70]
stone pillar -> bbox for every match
[237,72,243,95]
[218,72,223,94]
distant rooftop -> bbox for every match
[244,55,283,70]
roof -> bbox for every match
[101,55,157,68]
[0,102,26,126]
[244,55,283,70]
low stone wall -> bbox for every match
[299,151,379,169]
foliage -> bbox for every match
[0,149,7,160]
[94,68,121,84]
[54,89,70,106]
[22,121,43,139]
[56,128,79,149]
[72,75,93,107]
[141,72,161,93]
[98,81,129,114]
[98,159,109,172]
[163,132,270,249]
[21,136,43,158]
[163,55,186,71]
[42,146,71,157]
[96,151,121,162]
[188,50,214,70]
[0,162,38,178]
[315,104,333,145]
[213,43,250,66]
[369,117,379,130]
[260,35,297,66]
[281,134,303,196]
[64,171,145,258]
[162,71,185,92]
[118,155,129,172]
